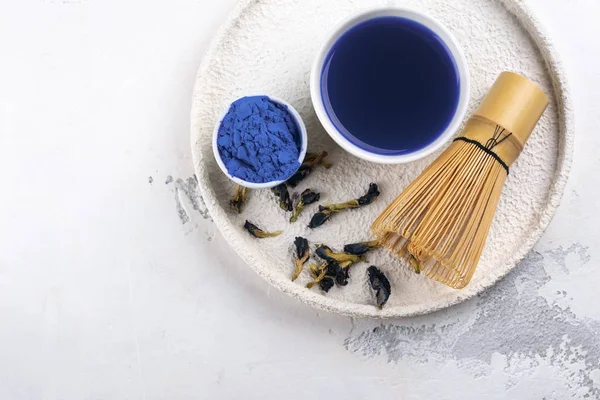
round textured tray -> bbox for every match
[191,0,573,318]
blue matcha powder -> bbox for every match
[217,96,301,183]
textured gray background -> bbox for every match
[0,0,598,399]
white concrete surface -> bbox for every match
[0,0,599,399]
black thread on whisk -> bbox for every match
[485,125,513,150]
[453,137,510,175]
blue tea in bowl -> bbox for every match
[320,16,460,155]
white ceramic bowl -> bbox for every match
[310,6,471,164]
[212,95,308,189]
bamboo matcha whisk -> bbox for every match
[371,72,549,289]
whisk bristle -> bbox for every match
[371,138,507,289]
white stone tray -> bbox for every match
[191,0,573,318]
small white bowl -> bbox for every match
[212,95,308,189]
[310,6,471,164]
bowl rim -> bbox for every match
[212,95,308,189]
[310,5,471,164]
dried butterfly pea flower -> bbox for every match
[291,191,301,208]
[319,277,335,292]
[357,183,380,206]
[300,190,320,205]
[343,240,381,256]
[306,261,328,289]
[230,185,248,214]
[315,245,365,264]
[308,183,380,228]
[243,220,282,238]
[307,259,353,291]
[331,261,353,286]
[309,262,323,277]
[292,237,309,281]
[329,260,353,288]
[367,266,391,309]
[327,183,380,210]
[308,205,334,229]
[290,189,321,222]
[408,254,421,274]
[271,183,292,212]
[287,151,328,187]
[324,261,342,279]
[305,152,333,169]
[327,201,360,212]
[335,270,349,286]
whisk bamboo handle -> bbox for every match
[473,71,548,150]
[460,71,549,169]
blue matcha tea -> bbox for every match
[320,16,460,155]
